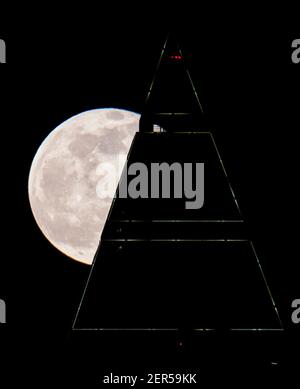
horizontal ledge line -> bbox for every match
[194,328,284,332]
[72,327,284,332]
[140,131,212,134]
[101,239,248,242]
[72,328,179,331]
[110,219,244,223]
[228,328,284,331]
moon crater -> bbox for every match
[28,108,139,264]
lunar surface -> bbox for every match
[28,108,139,265]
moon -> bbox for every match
[28,108,139,265]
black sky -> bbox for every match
[1,8,300,381]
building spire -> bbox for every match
[140,32,205,132]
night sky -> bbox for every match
[1,7,300,383]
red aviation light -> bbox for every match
[169,54,182,60]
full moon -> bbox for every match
[28,108,139,265]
